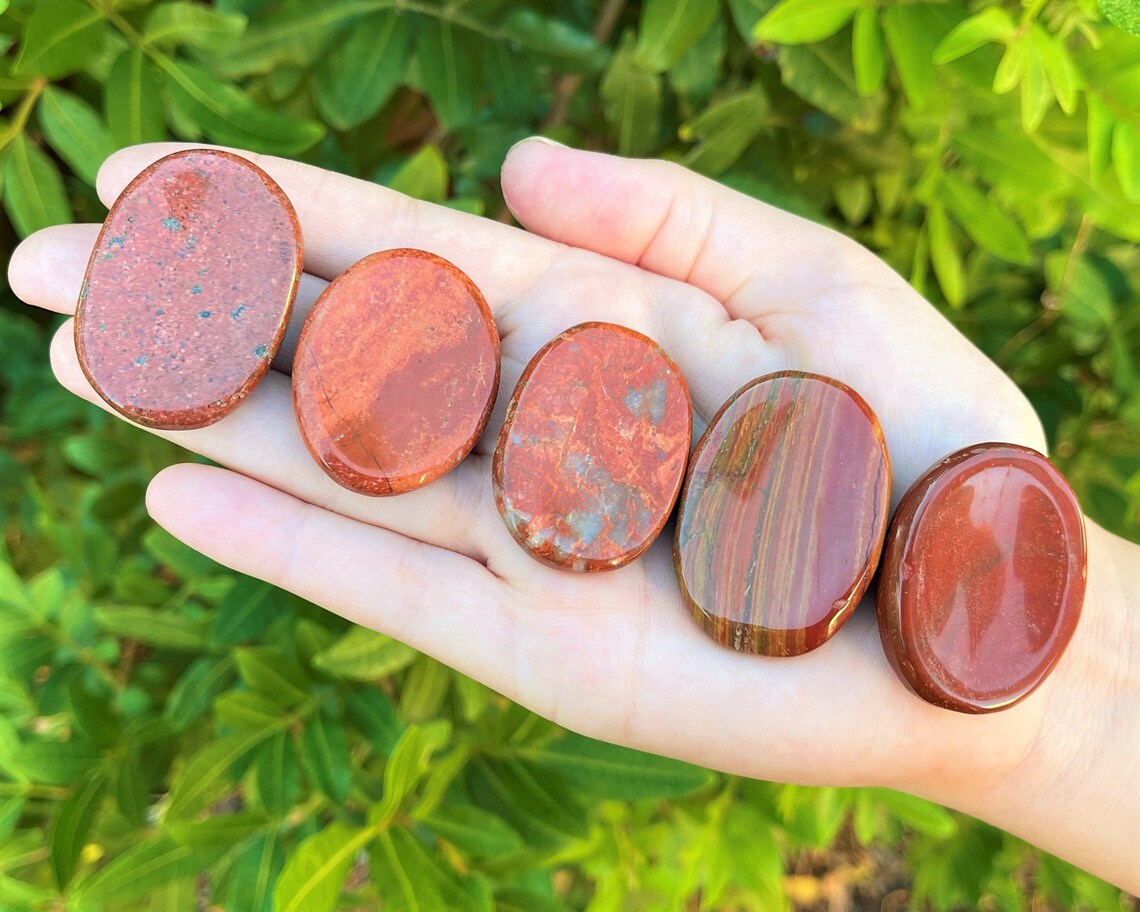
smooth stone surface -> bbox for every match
[76,149,302,429]
[494,322,692,572]
[877,443,1087,714]
[293,248,499,496]
[675,371,891,656]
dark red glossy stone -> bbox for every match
[75,149,302,429]
[877,443,1086,714]
[293,248,499,496]
[493,322,692,572]
[675,371,891,656]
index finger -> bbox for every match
[94,142,560,302]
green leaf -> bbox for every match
[600,34,661,156]
[313,11,411,130]
[933,7,1013,63]
[312,625,418,681]
[301,712,351,803]
[95,605,208,651]
[754,0,861,44]
[162,59,324,155]
[500,10,608,73]
[163,655,235,730]
[992,39,1024,94]
[51,769,107,889]
[210,578,279,647]
[833,174,871,224]
[115,754,149,827]
[681,88,768,175]
[399,656,451,722]
[272,822,368,912]
[254,732,300,816]
[1045,250,1115,335]
[169,810,269,846]
[939,173,1031,265]
[420,804,522,858]
[38,86,115,187]
[167,729,276,820]
[225,832,284,912]
[519,733,715,799]
[926,202,965,308]
[881,5,938,110]
[215,690,285,730]
[415,18,481,130]
[851,8,885,96]
[143,527,216,580]
[106,48,166,147]
[669,15,727,104]
[73,837,224,905]
[10,738,99,785]
[3,135,71,238]
[778,36,882,131]
[873,789,958,838]
[371,826,490,912]
[220,0,376,75]
[372,726,428,823]
[386,145,449,202]
[1034,26,1079,114]
[635,0,719,72]
[1102,0,1140,36]
[346,689,403,754]
[13,0,105,78]
[1088,94,1115,181]
[1112,119,1140,202]
[235,647,311,706]
[953,128,1069,197]
[467,758,587,850]
[68,678,122,749]
[61,433,132,475]
[1020,29,1052,132]
[144,1,247,49]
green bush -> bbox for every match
[0,0,1137,909]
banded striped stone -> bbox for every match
[675,371,891,656]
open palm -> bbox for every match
[11,139,1105,820]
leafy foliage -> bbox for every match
[0,0,1138,909]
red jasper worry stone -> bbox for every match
[675,371,891,656]
[293,248,499,496]
[75,149,301,429]
[493,323,692,572]
[877,443,1087,714]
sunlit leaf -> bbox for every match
[313,11,412,130]
[13,0,104,78]
[3,135,71,238]
[105,48,166,147]
[753,0,861,44]
[635,0,719,72]
[272,822,367,912]
[38,86,115,186]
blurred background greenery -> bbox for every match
[0,0,1138,909]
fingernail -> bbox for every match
[506,135,567,158]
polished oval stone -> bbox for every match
[293,248,499,496]
[494,322,692,571]
[877,443,1086,713]
[75,149,302,430]
[675,371,891,656]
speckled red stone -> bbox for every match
[493,323,692,572]
[292,249,499,496]
[75,149,302,429]
[877,443,1086,713]
[675,372,891,656]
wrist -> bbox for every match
[924,520,1140,892]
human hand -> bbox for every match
[10,140,1138,891]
